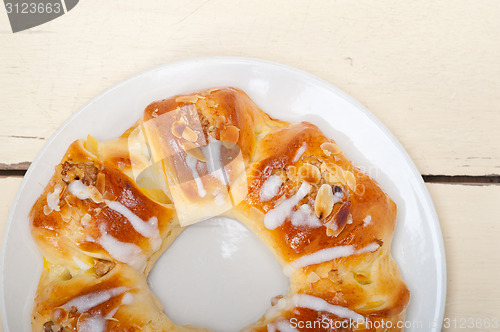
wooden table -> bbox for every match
[1,1,499,331]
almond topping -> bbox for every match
[171,119,186,138]
[96,173,106,194]
[299,163,321,184]
[321,142,340,156]
[343,170,356,191]
[306,272,321,283]
[87,186,103,203]
[175,95,199,103]
[220,125,240,145]
[315,184,334,218]
[287,165,298,180]
[182,141,207,162]
[181,126,198,142]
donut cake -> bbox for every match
[30,87,410,331]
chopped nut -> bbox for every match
[43,321,62,332]
[94,259,115,277]
[181,126,198,142]
[314,184,334,218]
[59,161,98,186]
[299,163,321,184]
[182,141,207,162]
[220,125,240,145]
[321,142,340,156]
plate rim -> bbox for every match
[0,56,446,331]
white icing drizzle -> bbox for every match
[291,294,364,321]
[260,175,283,202]
[68,180,162,264]
[105,292,134,319]
[290,204,322,228]
[77,315,106,332]
[267,320,299,332]
[284,242,381,276]
[98,230,146,271]
[264,182,311,230]
[68,180,91,200]
[105,199,162,252]
[46,184,63,211]
[292,142,307,163]
[62,286,127,313]
[121,292,134,305]
[333,190,343,204]
[185,154,207,198]
[363,215,372,226]
[265,294,364,327]
[73,256,91,270]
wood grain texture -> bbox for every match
[426,184,500,330]
[0,179,498,330]
[1,0,499,175]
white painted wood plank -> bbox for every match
[0,179,498,329]
[0,177,22,332]
[426,183,500,330]
[0,0,499,175]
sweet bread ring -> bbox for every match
[30,87,409,331]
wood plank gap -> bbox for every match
[0,170,26,177]
[422,174,500,185]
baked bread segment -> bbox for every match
[30,87,409,331]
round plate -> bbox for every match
[0,57,446,331]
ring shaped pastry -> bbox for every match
[30,88,409,331]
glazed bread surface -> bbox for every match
[30,87,409,332]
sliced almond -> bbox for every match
[80,213,92,226]
[87,186,103,204]
[324,201,351,237]
[171,119,186,138]
[181,126,198,142]
[43,205,52,216]
[314,184,334,218]
[182,141,207,162]
[321,142,340,156]
[306,271,321,283]
[299,163,321,184]
[96,173,106,194]
[287,165,298,180]
[196,98,207,110]
[220,125,240,145]
[343,170,356,191]
[207,99,216,108]
[175,95,199,103]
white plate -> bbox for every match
[0,57,446,331]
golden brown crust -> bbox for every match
[30,87,409,331]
